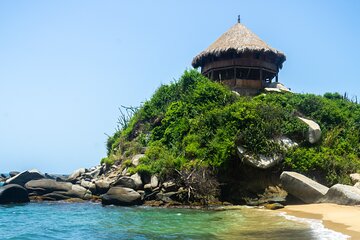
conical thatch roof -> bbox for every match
[192,23,286,69]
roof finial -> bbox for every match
[237,15,241,23]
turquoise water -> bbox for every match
[0,202,348,239]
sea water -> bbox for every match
[0,202,348,240]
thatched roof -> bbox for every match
[192,23,286,69]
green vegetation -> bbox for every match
[104,70,360,186]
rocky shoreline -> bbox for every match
[1,157,360,209]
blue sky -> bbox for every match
[1,0,359,173]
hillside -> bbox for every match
[102,70,360,204]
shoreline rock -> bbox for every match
[0,184,29,204]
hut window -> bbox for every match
[255,53,260,59]
[213,68,234,81]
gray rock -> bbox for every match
[280,171,328,203]
[162,181,177,192]
[264,87,282,93]
[67,168,86,182]
[95,180,111,194]
[130,173,143,189]
[150,175,159,188]
[85,168,101,179]
[25,179,72,193]
[121,167,128,176]
[354,182,360,189]
[68,184,92,200]
[131,154,145,167]
[101,187,142,206]
[9,171,20,177]
[350,173,360,184]
[266,82,291,93]
[156,192,177,203]
[25,179,91,200]
[113,176,137,189]
[237,146,282,169]
[5,169,44,186]
[80,180,96,193]
[320,184,360,205]
[297,117,321,144]
[144,184,152,190]
[0,184,29,204]
[275,136,298,149]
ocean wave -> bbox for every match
[278,212,350,240]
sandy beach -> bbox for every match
[282,203,360,239]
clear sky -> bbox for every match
[1,0,359,174]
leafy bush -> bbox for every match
[104,69,360,186]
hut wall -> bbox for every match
[202,58,278,74]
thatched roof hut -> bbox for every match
[192,19,286,96]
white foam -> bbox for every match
[278,212,350,240]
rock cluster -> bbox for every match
[280,171,360,206]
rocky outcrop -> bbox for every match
[266,82,292,93]
[94,180,111,194]
[350,173,360,184]
[237,146,282,169]
[113,176,138,189]
[320,184,360,205]
[101,187,142,206]
[237,137,297,169]
[67,168,87,183]
[0,184,29,204]
[9,171,20,177]
[280,171,329,203]
[5,169,44,186]
[25,179,92,201]
[297,117,321,144]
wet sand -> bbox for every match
[282,203,360,239]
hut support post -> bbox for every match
[260,68,263,87]
[276,73,278,82]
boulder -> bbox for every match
[280,171,328,203]
[266,82,291,93]
[95,180,111,194]
[350,173,360,184]
[80,180,96,193]
[297,117,321,144]
[320,184,360,205]
[101,187,142,206]
[5,169,44,186]
[68,185,92,200]
[264,203,284,210]
[25,179,91,200]
[156,192,177,203]
[162,181,177,192]
[130,173,143,189]
[67,168,86,182]
[84,167,101,179]
[150,175,159,188]
[113,176,137,189]
[355,182,360,189]
[25,179,72,193]
[237,146,281,169]
[275,136,298,149]
[9,171,20,177]
[264,87,282,93]
[131,154,145,167]
[0,184,29,204]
